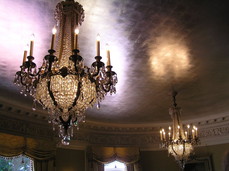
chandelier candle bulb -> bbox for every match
[74,28,79,49]
[51,27,57,49]
[187,125,190,136]
[106,44,111,66]
[193,126,196,137]
[96,34,100,56]
[29,34,35,56]
[163,131,166,140]
[22,44,29,64]
[192,129,195,139]
[185,131,188,139]
[160,130,163,140]
[23,50,27,64]
[177,125,181,136]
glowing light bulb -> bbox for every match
[22,44,29,64]
[74,28,79,49]
[96,34,100,41]
[24,44,29,51]
[74,28,79,35]
[51,27,56,49]
[30,33,35,41]
[52,27,57,34]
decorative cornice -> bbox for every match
[0,100,54,140]
[0,100,48,123]
[0,99,229,149]
[200,124,229,138]
[0,115,54,139]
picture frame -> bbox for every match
[184,156,213,171]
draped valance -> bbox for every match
[0,132,56,160]
[92,146,140,164]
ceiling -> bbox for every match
[1,0,229,127]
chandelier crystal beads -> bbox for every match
[159,91,200,169]
[14,0,117,145]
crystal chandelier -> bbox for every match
[159,91,200,169]
[14,0,117,145]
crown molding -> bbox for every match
[0,99,229,150]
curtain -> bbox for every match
[88,147,141,171]
[0,132,56,171]
[34,159,55,171]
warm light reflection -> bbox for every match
[0,0,48,70]
[149,32,191,79]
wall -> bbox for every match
[37,143,229,171]
[194,143,229,171]
[140,150,179,171]
[140,143,229,171]
[56,148,85,171]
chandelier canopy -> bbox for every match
[14,0,117,145]
[159,91,200,169]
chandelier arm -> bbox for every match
[47,79,59,108]
[86,67,96,83]
[101,71,117,93]
[101,83,111,93]
[18,71,37,87]
[91,56,105,77]
[91,66,103,78]
[18,72,29,87]
[92,70,100,77]
[171,143,178,156]
[68,81,82,111]
[18,61,41,88]
[182,142,186,158]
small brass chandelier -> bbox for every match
[159,91,200,169]
[14,0,117,145]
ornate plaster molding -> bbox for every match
[0,99,229,149]
[0,115,54,139]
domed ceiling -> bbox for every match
[1,0,229,129]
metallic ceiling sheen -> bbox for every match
[0,0,229,125]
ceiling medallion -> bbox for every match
[159,91,200,169]
[14,0,117,145]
